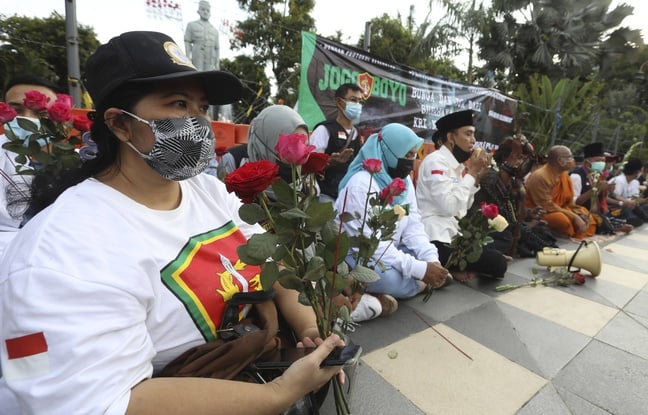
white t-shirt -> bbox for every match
[610,173,640,198]
[0,174,263,414]
[335,170,438,280]
[0,134,32,256]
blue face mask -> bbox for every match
[590,161,605,173]
[4,116,43,145]
[342,101,362,123]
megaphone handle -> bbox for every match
[567,241,587,273]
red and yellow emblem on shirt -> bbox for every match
[161,221,262,341]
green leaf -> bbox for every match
[244,232,278,261]
[459,259,468,270]
[349,264,380,283]
[327,270,351,292]
[303,256,326,281]
[466,248,481,263]
[238,203,266,225]
[336,261,349,277]
[278,274,303,291]
[260,261,279,291]
[16,117,40,132]
[53,141,75,151]
[320,220,340,244]
[237,243,266,265]
[305,201,334,229]
[462,230,472,238]
[279,207,310,220]
[271,179,295,202]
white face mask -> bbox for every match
[590,161,605,173]
[4,116,47,146]
[342,101,362,123]
[121,110,215,181]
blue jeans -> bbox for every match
[346,246,422,299]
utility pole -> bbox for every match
[363,22,372,52]
[65,0,82,107]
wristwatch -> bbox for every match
[618,201,624,207]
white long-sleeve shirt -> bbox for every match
[416,146,478,244]
[335,170,438,281]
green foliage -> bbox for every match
[358,12,462,80]
[0,12,100,94]
[219,55,272,123]
[232,0,315,106]
[2,112,82,178]
[479,0,635,92]
[514,75,605,154]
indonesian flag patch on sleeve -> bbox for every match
[4,332,50,380]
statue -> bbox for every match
[184,1,233,121]
[184,1,220,71]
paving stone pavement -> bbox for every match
[321,224,648,415]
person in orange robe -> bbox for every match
[525,145,596,239]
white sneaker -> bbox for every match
[350,294,382,322]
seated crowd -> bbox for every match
[0,31,646,415]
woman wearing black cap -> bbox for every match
[0,31,343,414]
[416,110,508,281]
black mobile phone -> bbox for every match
[254,344,362,369]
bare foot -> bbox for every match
[451,271,476,283]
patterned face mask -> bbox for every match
[121,110,215,181]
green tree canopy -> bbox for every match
[0,12,100,96]
[231,0,315,107]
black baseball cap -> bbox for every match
[84,31,243,106]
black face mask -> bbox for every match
[500,161,518,177]
[452,145,472,163]
[388,157,414,179]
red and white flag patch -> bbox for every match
[4,332,50,380]
[430,170,444,175]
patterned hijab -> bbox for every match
[339,123,423,205]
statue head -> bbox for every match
[197,1,211,21]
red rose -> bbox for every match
[302,151,329,176]
[379,177,407,204]
[362,158,382,173]
[480,202,499,219]
[225,160,280,203]
[0,102,17,124]
[23,90,51,111]
[55,93,74,108]
[47,101,73,123]
[275,133,315,165]
[72,114,93,132]
[572,272,586,285]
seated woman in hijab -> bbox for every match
[244,105,396,322]
[335,123,449,308]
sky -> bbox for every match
[2,0,648,70]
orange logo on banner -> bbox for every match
[358,72,373,101]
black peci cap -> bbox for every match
[583,142,604,158]
[84,31,243,106]
[435,110,474,142]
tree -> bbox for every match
[357,12,462,80]
[0,12,100,96]
[514,74,605,154]
[231,0,316,107]
[479,0,634,91]
[220,55,272,123]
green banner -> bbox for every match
[298,31,517,147]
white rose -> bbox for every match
[393,205,407,220]
[488,214,508,232]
